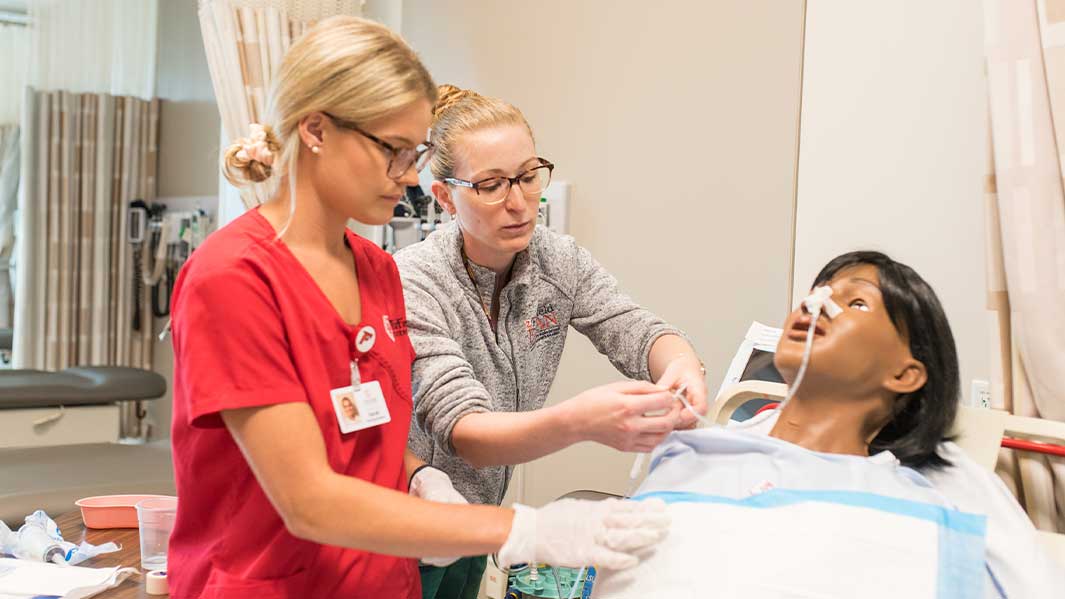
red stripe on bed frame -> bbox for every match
[1001,438,1065,458]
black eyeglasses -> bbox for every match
[443,158,554,205]
[324,113,435,179]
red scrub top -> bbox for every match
[167,210,419,599]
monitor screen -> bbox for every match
[738,348,784,384]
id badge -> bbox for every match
[331,380,392,434]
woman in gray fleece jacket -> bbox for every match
[394,85,709,599]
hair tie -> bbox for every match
[235,123,275,166]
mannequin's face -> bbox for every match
[775,264,926,400]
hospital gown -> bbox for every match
[592,421,1059,598]
[732,410,1064,597]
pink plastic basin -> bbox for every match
[74,494,177,529]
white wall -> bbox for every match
[150,0,221,439]
[156,0,219,199]
[403,0,806,504]
[793,0,991,404]
[362,0,402,32]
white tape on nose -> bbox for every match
[803,286,843,319]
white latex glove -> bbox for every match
[409,466,468,567]
[410,466,468,505]
[497,498,670,571]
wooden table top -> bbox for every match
[55,510,162,598]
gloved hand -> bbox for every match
[497,498,670,571]
[409,466,468,567]
[410,466,468,505]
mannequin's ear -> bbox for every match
[884,358,927,396]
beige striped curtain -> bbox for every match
[13,89,159,374]
[984,0,1065,533]
[0,21,28,334]
[198,0,362,209]
[0,125,18,330]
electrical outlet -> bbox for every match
[970,379,991,409]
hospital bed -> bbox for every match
[0,366,167,448]
[0,361,174,526]
[710,380,1065,568]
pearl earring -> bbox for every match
[310,145,320,154]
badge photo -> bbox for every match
[331,381,391,434]
[335,390,361,425]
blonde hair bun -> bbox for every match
[433,84,477,119]
[223,124,282,186]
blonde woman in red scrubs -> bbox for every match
[166,16,668,599]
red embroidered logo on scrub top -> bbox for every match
[388,317,408,338]
[525,303,561,344]
[383,315,395,341]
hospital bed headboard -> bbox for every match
[713,382,1065,569]
[710,380,786,424]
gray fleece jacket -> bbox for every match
[394,223,682,506]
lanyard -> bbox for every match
[350,358,361,391]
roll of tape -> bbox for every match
[146,569,169,595]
